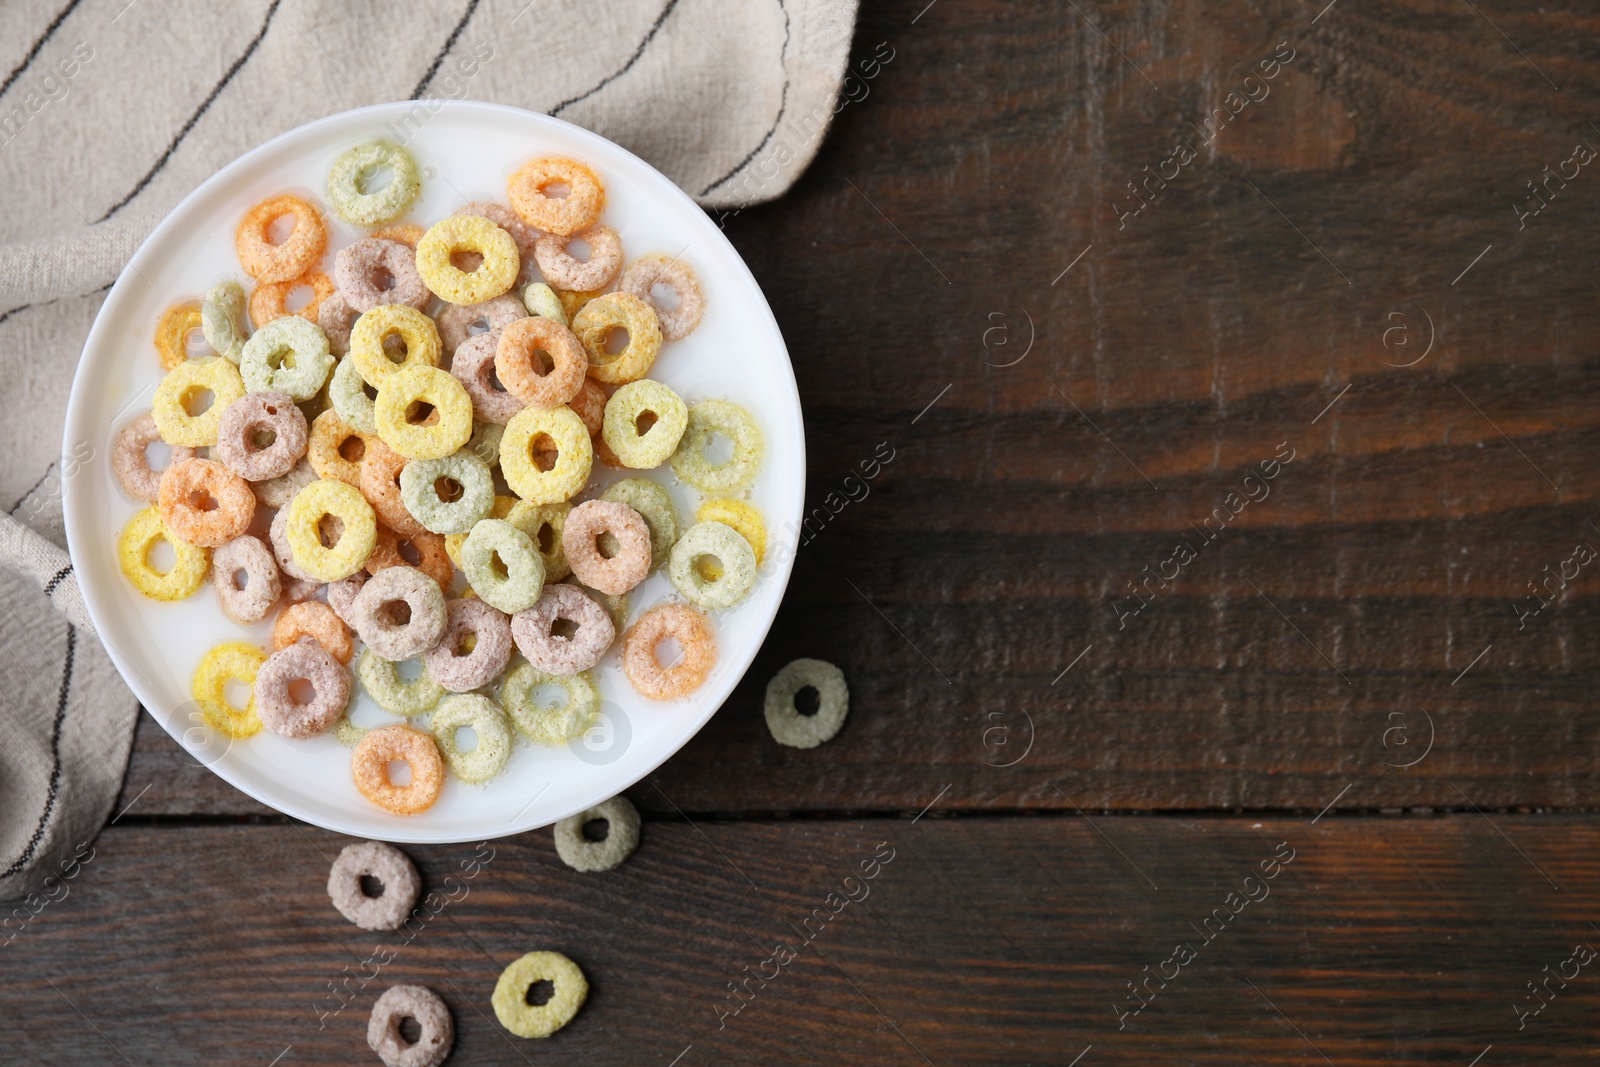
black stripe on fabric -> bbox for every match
[550,0,681,117]
[700,0,792,196]
[0,280,113,329]
[95,0,284,223]
[43,564,73,598]
[2,627,74,878]
[410,0,482,100]
[0,0,86,103]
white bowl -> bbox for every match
[62,101,804,842]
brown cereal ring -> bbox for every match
[329,841,421,932]
[369,525,454,592]
[211,534,281,624]
[449,327,522,425]
[249,271,335,328]
[113,411,195,503]
[533,226,622,292]
[254,640,350,739]
[254,455,316,509]
[350,565,447,661]
[215,390,308,482]
[571,292,662,385]
[495,316,586,410]
[370,224,424,248]
[157,457,255,547]
[326,571,368,625]
[155,301,208,369]
[568,378,608,437]
[318,291,359,356]
[274,599,354,664]
[280,574,322,604]
[454,201,540,263]
[368,984,453,1067]
[435,294,524,358]
[359,439,426,538]
[618,253,705,342]
[352,725,444,815]
[423,598,512,692]
[622,602,717,700]
[511,583,615,675]
[508,157,605,236]
[335,238,431,313]
[236,194,327,284]
[561,499,650,595]
[307,408,370,486]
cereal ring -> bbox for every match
[368,984,453,1067]
[521,281,567,326]
[572,292,661,385]
[327,140,421,226]
[698,497,767,564]
[350,304,441,388]
[764,658,849,748]
[601,379,687,468]
[280,574,322,603]
[335,238,430,313]
[374,365,474,461]
[449,327,523,425]
[622,602,716,700]
[500,405,592,503]
[424,598,512,692]
[113,411,195,503]
[211,535,281,624]
[307,408,371,486]
[192,640,267,739]
[508,156,606,236]
[152,357,246,447]
[352,725,444,815]
[618,253,705,342]
[285,478,378,581]
[350,565,447,660]
[553,796,640,873]
[370,224,424,248]
[327,571,367,625]
[533,226,622,292]
[491,951,588,1038]
[435,294,524,358]
[495,316,586,409]
[453,201,540,263]
[334,712,370,746]
[415,215,520,305]
[445,493,514,569]
[329,841,421,932]
[431,693,513,784]
[118,507,208,600]
[249,271,335,329]
[215,390,308,482]
[369,525,454,593]
[499,663,599,744]
[274,599,354,664]
[568,378,608,437]
[236,195,327,284]
[254,640,350,739]
[254,455,316,509]
[602,478,679,572]
[461,519,545,614]
[155,301,207,370]
[466,421,504,470]
[511,584,615,675]
[318,290,358,356]
[359,439,425,538]
[506,499,571,581]
[329,354,379,435]
[561,499,650,596]
[357,650,444,717]
[268,499,316,582]
[399,450,493,535]
[564,577,629,634]
[158,458,255,547]
[668,521,758,610]
[201,281,249,364]
[240,315,334,401]
[670,399,764,493]
[557,287,604,321]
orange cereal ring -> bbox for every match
[370,224,423,247]
[307,409,371,486]
[236,195,327,284]
[273,599,354,664]
[248,271,335,328]
[568,377,609,437]
[370,524,454,591]
[622,602,717,700]
[157,457,256,547]
[358,438,425,538]
[508,157,605,236]
[494,316,586,409]
[154,302,208,370]
[352,724,444,815]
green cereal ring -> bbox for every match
[553,795,640,872]
[500,404,592,503]
[601,478,679,573]
[492,951,588,1038]
[506,500,571,581]
[601,379,687,469]
[357,649,444,717]
[201,280,248,364]
[326,140,421,226]
[521,281,567,326]
[499,661,599,744]
[669,399,763,493]
[240,315,334,401]
[466,421,504,470]
[669,520,757,610]
[399,450,494,535]
[462,519,546,614]
[334,712,370,746]
[431,692,513,784]
[328,355,378,435]
[764,658,849,748]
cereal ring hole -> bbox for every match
[223,678,252,711]
[284,283,316,313]
[405,400,439,426]
[525,980,556,1007]
[454,632,478,655]
[649,281,682,313]
[703,431,735,466]
[397,1015,422,1045]
[693,554,725,582]
[564,237,593,263]
[386,759,413,786]
[551,617,579,640]
[634,409,659,436]
[539,180,572,200]
[530,433,558,472]
[653,635,684,669]
[358,873,386,898]
[450,250,486,272]
[396,658,427,682]
[793,685,822,716]
[383,599,413,626]
[249,427,278,451]
[397,538,423,567]
[601,326,630,357]
[582,818,610,842]
[288,676,318,705]
[188,488,220,512]
[381,334,408,360]
[596,532,619,560]
[536,522,557,554]
[266,213,298,245]
[182,386,216,417]
[449,724,480,752]
[144,438,175,472]
[531,682,571,710]
[144,537,177,574]
[229,568,249,591]
[337,434,366,463]
[433,476,464,503]
[356,163,396,195]
[317,514,347,548]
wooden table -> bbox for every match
[9,1,1600,1063]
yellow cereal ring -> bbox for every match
[415,215,520,305]
[557,287,603,322]
[192,641,267,739]
[151,357,246,447]
[117,506,209,601]
[307,408,371,486]
[572,292,662,384]
[445,493,516,568]
[500,405,592,504]
[284,478,378,581]
[349,304,441,387]
[155,302,206,370]
[373,365,474,460]
[697,497,767,564]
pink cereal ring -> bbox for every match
[511,583,615,675]
[214,390,309,481]
[436,294,525,359]
[326,571,368,625]
[113,411,195,503]
[448,327,524,425]
[618,253,705,343]
[319,291,359,356]
[350,565,448,661]
[454,202,540,264]
[494,316,585,410]
[211,534,282,624]
[423,598,513,692]
[334,237,431,313]
[622,601,717,700]
[561,499,650,595]
[533,226,622,292]
[254,640,350,738]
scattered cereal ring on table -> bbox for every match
[436,294,524,357]
[508,157,605,236]
[622,602,716,700]
[357,649,444,717]
[235,194,327,284]
[374,365,474,461]
[495,316,586,410]
[158,458,255,548]
[350,565,447,661]
[248,271,334,329]
[521,281,566,326]
[284,478,377,581]
[214,390,307,482]
[118,507,209,601]
[697,497,767,564]
[499,404,591,503]
[253,455,315,509]
[274,599,353,664]
[335,238,430,313]
[764,658,849,748]
[602,478,679,573]
[152,356,245,447]
[328,841,420,932]
[571,292,662,385]
[352,724,444,815]
[561,499,650,596]
[240,314,334,401]
[349,304,441,387]
[424,598,512,692]
[668,520,758,610]
[449,327,524,425]
[600,378,687,468]
[415,215,520,305]
[618,252,705,342]
[491,951,588,1038]
[201,281,249,364]
[154,301,206,370]
[499,662,599,745]
[553,795,640,872]
[462,518,545,614]
[318,291,357,356]
[431,693,513,784]
[113,411,194,503]
[510,583,614,675]
[368,984,453,1067]
[191,640,267,739]
[328,354,378,435]
[669,398,764,493]
[506,499,571,581]
[533,226,622,292]
[368,525,454,592]
[307,408,370,486]
[358,438,424,538]
[211,534,281,624]
[326,140,421,226]
[254,640,350,739]
[399,450,493,535]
